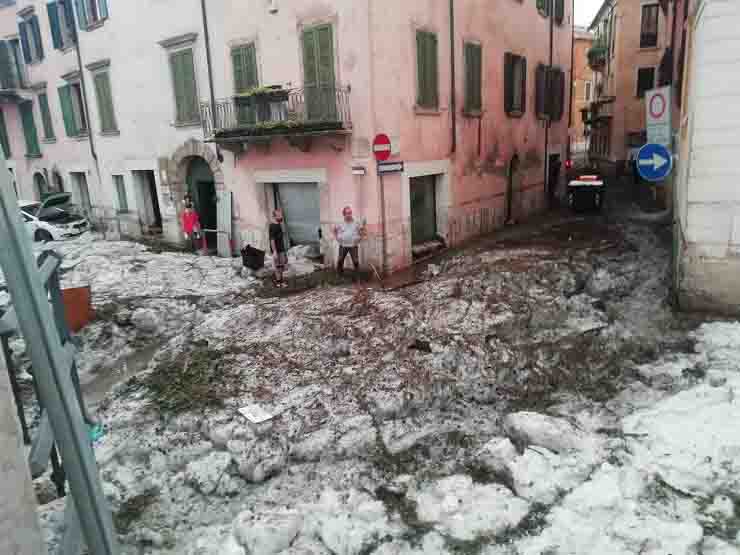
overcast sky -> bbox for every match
[575,0,605,27]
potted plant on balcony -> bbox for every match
[234,85,290,107]
[587,41,607,71]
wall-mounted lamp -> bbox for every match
[268,0,278,14]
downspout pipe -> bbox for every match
[73,37,99,179]
[200,0,222,162]
[567,0,575,131]
[449,0,456,154]
[544,0,554,205]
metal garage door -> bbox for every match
[275,182,320,246]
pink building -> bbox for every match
[204,0,573,271]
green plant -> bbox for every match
[233,86,288,99]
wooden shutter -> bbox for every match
[20,101,41,156]
[416,31,438,109]
[39,93,55,139]
[504,53,514,114]
[58,84,77,136]
[171,50,198,123]
[555,0,564,24]
[232,43,258,93]
[62,0,77,42]
[428,33,438,108]
[416,31,426,106]
[535,64,548,119]
[0,108,11,159]
[47,2,63,50]
[302,25,335,120]
[537,0,550,16]
[465,43,481,113]
[520,57,527,114]
[19,21,32,63]
[551,69,564,120]
[98,0,108,19]
[74,0,88,30]
[0,41,16,89]
[30,16,44,61]
[94,72,117,132]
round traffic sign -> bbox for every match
[649,93,666,119]
[637,143,673,182]
[373,134,392,162]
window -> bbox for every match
[113,175,128,213]
[464,42,482,114]
[504,53,526,116]
[19,100,41,156]
[537,0,551,17]
[169,49,200,124]
[636,67,655,97]
[416,30,438,109]
[92,71,117,133]
[76,0,109,30]
[302,24,337,120]
[0,108,11,158]
[585,81,592,102]
[47,1,76,50]
[535,65,565,120]
[554,0,564,24]
[640,4,659,48]
[38,92,55,140]
[58,82,88,136]
[0,41,19,89]
[19,12,44,64]
[232,42,258,124]
[0,0,16,7]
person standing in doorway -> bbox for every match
[333,206,365,275]
[181,197,201,252]
[269,209,288,288]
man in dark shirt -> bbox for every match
[269,209,288,287]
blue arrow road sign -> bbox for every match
[637,143,673,182]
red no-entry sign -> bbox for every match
[373,134,392,162]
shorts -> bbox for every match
[274,252,288,269]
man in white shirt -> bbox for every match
[333,206,365,274]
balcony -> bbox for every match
[588,98,615,129]
[587,44,608,72]
[201,85,352,145]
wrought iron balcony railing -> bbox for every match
[201,86,352,141]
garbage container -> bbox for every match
[241,245,265,270]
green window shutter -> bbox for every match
[30,16,44,61]
[0,108,11,158]
[170,50,198,123]
[62,0,77,43]
[47,2,63,50]
[302,26,335,120]
[302,29,318,89]
[520,57,527,114]
[245,43,258,89]
[98,0,108,19]
[39,93,55,139]
[20,101,41,156]
[0,40,16,89]
[555,0,564,24]
[114,175,127,212]
[416,31,438,108]
[58,84,77,136]
[19,21,32,63]
[537,0,551,16]
[232,43,258,93]
[316,25,335,88]
[74,0,88,30]
[504,52,514,114]
[94,72,117,132]
[465,43,482,113]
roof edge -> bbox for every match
[588,0,614,30]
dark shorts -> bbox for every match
[273,252,288,269]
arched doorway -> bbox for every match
[34,172,49,199]
[186,157,217,249]
[506,156,519,224]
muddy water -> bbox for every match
[82,342,162,407]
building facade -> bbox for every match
[675,0,740,314]
[587,0,675,169]
[1,0,572,271]
[206,0,573,271]
[570,26,594,159]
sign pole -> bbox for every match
[379,173,387,275]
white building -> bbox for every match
[0,0,234,253]
[675,0,740,314]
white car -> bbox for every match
[19,193,90,242]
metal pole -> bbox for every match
[0,156,119,552]
[379,173,387,275]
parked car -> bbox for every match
[19,193,90,242]
[567,168,605,212]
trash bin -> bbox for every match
[241,245,265,270]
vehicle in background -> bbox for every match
[567,172,605,212]
[19,193,90,242]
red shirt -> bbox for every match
[182,209,200,234]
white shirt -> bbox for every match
[336,221,362,247]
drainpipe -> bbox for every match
[449,0,456,154]
[567,0,575,133]
[73,30,104,222]
[544,0,554,205]
[200,0,222,163]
